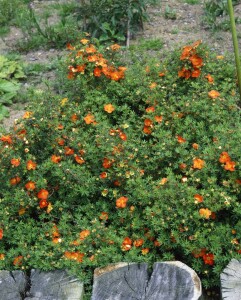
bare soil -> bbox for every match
[1,0,241,130]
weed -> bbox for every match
[164,5,177,20]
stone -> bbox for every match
[91,261,202,300]
[220,258,241,299]
[25,269,84,300]
[0,270,27,300]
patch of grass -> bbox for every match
[182,0,200,4]
[130,38,164,51]
[164,5,177,20]
[171,28,179,34]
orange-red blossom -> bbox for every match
[116,196,128,208]
[122,237,132,251]
[219,152,236,171]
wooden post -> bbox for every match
[92,261,202,299]
[221,259,241,299]
[227,0,241,103]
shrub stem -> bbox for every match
[227,0,241,103]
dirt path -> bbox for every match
[139,0,241,54]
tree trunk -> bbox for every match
[92,261,202,300]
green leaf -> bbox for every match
[0,79,19,93]
[0,104,9,121]
[0,91,16,104]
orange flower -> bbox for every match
[199,208,212,219]
[11,158,20,167]
[66,43,75,50]
[51,155,61,164]
[121,237,132,251]
[57,138,65,146]
[145,66,150,73]
[208,90,220,99]
[84,113,95,124]
[80,38,89,45]
[57,124,64,130]
[224,160,235,172]
[0,135,13,144]
[52,237,62,244]
[104,104,115,113]
[116,196,128,208]
[47,203,53,214]
[75,155,85,164]
[179,163,187,170]
[23,111,33,119]
[10,176,21,185]
[192,143,199,150]
[65,147,74,156]
[18,208,26,216]
[103,158,113,169]
[109,70,125,81]
[80,229,90,240]
[85,44,96,54]
[146,106,155,113]
[110,43,121,51]
[71,114,78,122]
[25,181,36,191]
[37,189,49,199]
[155,115,163,123]
[26,160,37,170]
[39,199,49,208]
[193,158,205,169]
[64,251,84,262]
[189,55,203,68]
[144,118,153,127]
[203,253,214,265]
[93,67,102,77]
[143,126,152,134]
[100,172,107,179]
[149,82,157,89]
[141,248,150,255]
[194,194,203,203]
[205,74,214,84]
[114,180,121,186]
[178,68,191,79]
[13,256,23,266]
[192,248,206,258]
[219,152,231,164]
[191,69,201,78]
[159,72,165,77]
[118,66,127,72]
[67,71,75,79]
[0,254,5,260]
[0,229,3,240]
[99,212,108,221]
[177,135,186,143]
[133,239,144,247]
[180,46,193,60]
[159,178,168,185]
[119,131,127,141]
[154,240,161,247]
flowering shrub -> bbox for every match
[0,38,241,295]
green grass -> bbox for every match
[130,38,164,51]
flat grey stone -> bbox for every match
[91,261,202,300]
[0,270,27,300]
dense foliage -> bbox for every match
[0,38,241,296]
